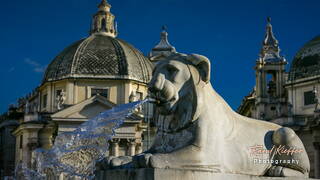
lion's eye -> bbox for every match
[167,66,179,80]
[168,67,175,74]
[167,65,178,73]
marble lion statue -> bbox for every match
[100,53,310,177]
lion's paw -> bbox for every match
[110,156,132,167]
[149,154,171,169]
[132,153,152,168]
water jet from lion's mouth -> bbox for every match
[15,100,150,180]
[147,98,161,105]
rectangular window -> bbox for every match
[137,92,143,100]
[42,94,48,108]
[19,135,23,149]
[91,88,109,98]
[304,91,316,106]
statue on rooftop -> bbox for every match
[56,90,66,110]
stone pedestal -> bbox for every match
[95,169,315,180]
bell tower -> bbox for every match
[254,18,288,120]
[90,0,117,37]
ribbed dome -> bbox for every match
[289,36,320,81]
[43,34,153,84]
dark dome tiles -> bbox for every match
[71,36,95,75]
[75,36,120,75]
[110,38,128,76]
[43,40,85,82]
[289,36,320,81]
[42,34,153,84]
[117,39,153,83]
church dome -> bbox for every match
[289,35,320,81]
[43,34,153,84]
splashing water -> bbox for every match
[15,100,147,180]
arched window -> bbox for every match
[101,18,106,31]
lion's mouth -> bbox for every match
[149,98,174,106]
[159,98,176,106]
[149,93,177,106]
[149,95,178,115]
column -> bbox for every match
[124,83,131,104]
[28,137,39,169]
[276,71,280,97]
[256,70,261,97]
[313,142,320,178]
[59,173,65,180]
[110,139,120,157]
[262,71,267,98]
[127,139,136,156]
[135,143,143,154]
[46,84,52,112]
[66,81,75,104]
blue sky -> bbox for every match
[0,0,319,113]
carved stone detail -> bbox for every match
[103,53,310,178]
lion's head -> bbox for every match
[148,53,211,131]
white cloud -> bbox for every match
[34,67,47,73]
[24,58,47,73]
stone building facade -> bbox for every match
[0,120,19,178]
[0,105,24,179]
[11,0,156,174]
[0,1,179,178]
[238,18,320,178]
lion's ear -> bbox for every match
[187,54,211,83]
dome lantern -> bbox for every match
[42,0,153,85]
[98,0,111,12]
[90,0,117,37]
[152,26,176,53]
[149,26,176,60]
